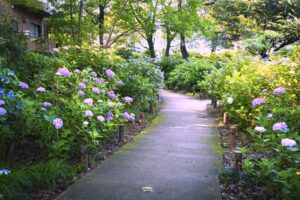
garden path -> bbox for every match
[57,90,221,200]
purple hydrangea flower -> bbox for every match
[43,102,52,107]
[106,113,113,121]
[52,48,59,52]
[19,82,29,89]
[106,69,115,78]
[122,112,130,120]
[97,116,105,122]
[281,138,297,147]
[272,122,288,132]
[56,68,71,77]
[95,78,105,84]
[74,69,81,74]
[252,98,264,107]
[0,107,7,116]
[79,83,86,89]
[124,96,133,103]
[118,81,124,86]
[53,118,63,129]
[85,110,94,117]
[129,113,135,122]
[84,98,93,106]
[108,91,117,99]
[273,87,286,95]
[91,72,97,77]
[92,87,100,94]
[0,100,5,106]
[78,90,85,96]
[36,87,46,93]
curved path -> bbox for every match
[57,90,221,200]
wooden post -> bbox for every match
[233,150,243,170]
[211,97,217,108]
[80,145,88,171]
[119,125,125,143]
[228,125,237,149]
[149,102,154,114]
[223,112,228,129]
[157,93,160,100]
[139,112,145,127]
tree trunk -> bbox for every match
[165,27,171,57]
[180,33,189,59]
[69,0,75,44]
[78,0,84,46]
[99,4,105,47]
[147,35,156,58]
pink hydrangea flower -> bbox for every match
[97,116,105,122]
[273,122,288,132]
[85,110,94,117]
[92,87,100,94]
[53,118,63,129]
[78,90,85,96]
[254,126,266,132]
[281,138,297,147]
[36,87,46,93]
[108,102,115,107]
[84,98,93,106]
[124,96,133,103]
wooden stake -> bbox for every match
[119,125,125,143]
[233,150,243,170]
[223,112,228,129]
[80,145,88,171]
[139,112,145,127]
[149,102,154,114]
[228,125,237,149]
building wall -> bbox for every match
[0,0,45,37]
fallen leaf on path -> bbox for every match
[142,186,154,193]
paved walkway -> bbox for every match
[57,90,221,200]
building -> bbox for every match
[0,0,55,51]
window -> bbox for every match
[29,23,41,37]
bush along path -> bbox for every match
[57,90,221,200]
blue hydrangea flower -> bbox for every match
[7,91,15,99]
[8,71,16,77]
[0,169,10,175]
[1,77,10,84]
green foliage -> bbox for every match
[158,56,184,81]
[0,159,76,199]
[167,57,213,91]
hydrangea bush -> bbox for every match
[201,47,300,198]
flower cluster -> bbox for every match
[122,112,135,122]
[19,82,29,89]
[281,138,297,147]
[84,98,93,106]
[254,126,266,133]
[53,118,63,129]
[36,87,46,93]
[0,107,7,116]
[106,69,115,78]
[252,98,264,107]
[273,87,286,95]
[108,91,117,99]
[56,68,71,77]
[272,122,288,132]
[0,169,10,175]
[124,96,133,103]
